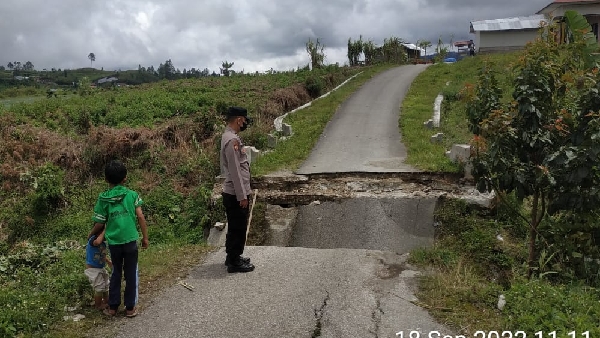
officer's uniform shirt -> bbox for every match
[221,126,252,201]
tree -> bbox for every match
[467,13,600,278]
[7,62,13,70]
[418,40,432,57]
[306,37,326,69]
[88,53,96,68]
[157,59,176,79]
[23,61,34,71]
[220,61,234,76]
[0,66,4,71]
[78,76,92,96]
[347,36,364,66]
[436,35,444,54]
[382,36,406,63]
[363,40,377,65]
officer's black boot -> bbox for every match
[227,257,255,273]
[224,255,251,266]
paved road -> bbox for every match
[297,65,427,174]
[291,197,437,252]
[112,65,449,338]
[114,247,451,338]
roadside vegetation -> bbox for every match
[5,18,600,336]
[406,12,600,336]
[0,59,398,336]
[401,52,519,172]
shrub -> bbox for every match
[304,76,324,98]
[506,279,600,335]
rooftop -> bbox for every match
[470,14,547,32]
[538,0,600,14]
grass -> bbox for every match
[39,243,213,338]
[0,65,366,337]
[251,64,396,176]
[411,256,504,332]
[400,53,520,172]
[0,95,45,107]
[405,50,600,335]
[410,199,600,336]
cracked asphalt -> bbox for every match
[114,247,451,338]
[112,65,452,337]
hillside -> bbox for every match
[0,64,374,336]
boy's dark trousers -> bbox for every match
[108,240,138,311]
[222,193,249,260]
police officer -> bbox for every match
[221,106,255,273]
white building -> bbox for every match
[470,15,547,53]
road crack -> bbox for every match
[312,291,330,338]
[369,298,384,338]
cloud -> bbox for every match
[0,0,551,73]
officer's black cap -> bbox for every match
[226,106,248,117]
[226,106,253,125]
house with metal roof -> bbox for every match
[537,0,600,42]
[469,0,600,53]
[470,15,547,53]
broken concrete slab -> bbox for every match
[423,119,434,129]
[464,163,474,180]
[207,223,227,247]
[267,134,277,148]
[455,188,496,209]
[446,144,471,163]
[432,94,443,128]
[282,123,293,137]
[214,222,225,231]
[430,133,444,143]
[445,144,473,179]
[243,146,261,164]
[266,205,298,246]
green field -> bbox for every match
[0,64,375,337]
[0,95,44,107]
[402,44,600,335]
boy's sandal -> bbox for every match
[125,308,138,318]
[102,308,116,317]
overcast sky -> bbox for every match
[0,0,550,73]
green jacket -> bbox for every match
[92,185,143,245]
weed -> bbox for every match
[506,279,600,335]
[401,53,520,171]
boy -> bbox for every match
[85,227,111,310]
[89,160,149,318]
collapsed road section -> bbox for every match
[209,172,494,253]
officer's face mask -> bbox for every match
[239,117,252,132]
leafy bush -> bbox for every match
[29,164,66,215]
[539,211,600,286]
[506,279,600,336]
[0,245,88,337]
[434,199,515,281]
[304,76,324,98]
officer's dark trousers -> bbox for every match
[108,240,138,311]
[222,193,250,259]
